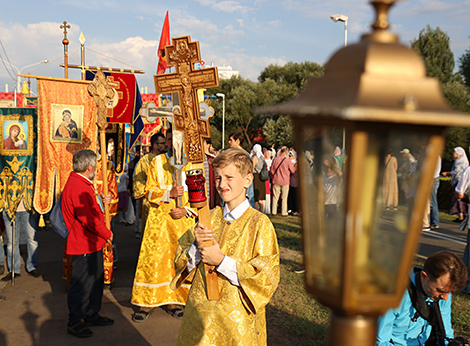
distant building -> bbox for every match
[208,62,240,80]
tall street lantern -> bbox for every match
[330,14,348,47]
[330,13,348,151]
[262,1,470,345]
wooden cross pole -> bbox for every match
[154,35,220,300]
[87,70,115,234]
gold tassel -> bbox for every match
[39,214,45,228]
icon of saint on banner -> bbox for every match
[51,104,83,143]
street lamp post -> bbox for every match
[216,93,225,149]
[331,14,348,152]
[0,58,48,106]
[330,14,348,47]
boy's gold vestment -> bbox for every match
[172,207,280,345]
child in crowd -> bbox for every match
[171,148,280,345]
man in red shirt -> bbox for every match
[62,149,114,338]
[271,147,297,216]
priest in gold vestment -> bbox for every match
[131,146,196,320]
[133,133,169,238]
[171,148,280,345]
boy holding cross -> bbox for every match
[171,148,280,345]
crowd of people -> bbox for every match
[225,131,302,218]
[4,128,470,345]
[0,129,279,343]
[376,144,470,346]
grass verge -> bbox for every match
[267,214,470,345]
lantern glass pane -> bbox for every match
[352,130,432,295]
[299,126,345,294]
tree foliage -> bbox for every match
[410,25,454,84]
[207,62,324,150]
[459,47,470,87]
[409,26,470,170]
[262,116,294,149]
[258,61,324,92]
[441,79,470,113]
[444,127,470,170]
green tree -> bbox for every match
[410,26,470,170]
[441,79,470,113]
[444,127,470,169]
[207,62,324,150]
[411,25,454,84]
[459,46,470,87]
[275,116,294,148]
[262,119,277,147]
[441,79,470,169]
[258,61,324,92]
[262,115,294,148]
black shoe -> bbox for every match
[68,322,93,338]
[162,306,184,319]
[132,310,151,323]
[1,273,20,281]
[27,269,41,278]
[84,314,114,326]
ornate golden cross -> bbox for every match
[154,35,219,163]
[88,70,115,129]
[154,36,221,300]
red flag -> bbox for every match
[157,11,170,75]
[105,72,137,124]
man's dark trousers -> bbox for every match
[67,249,104,325]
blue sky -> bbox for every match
[1,0,469,94]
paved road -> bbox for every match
[0,221,182,346]
[418,219,467,260]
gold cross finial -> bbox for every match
[60,21,71,40]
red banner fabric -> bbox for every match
[106,72,136,124]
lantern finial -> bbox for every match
[363,0,399,43]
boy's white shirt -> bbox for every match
[187,199,251,286]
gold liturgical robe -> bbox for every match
[133,152,156,237]
[172,207,280,346]
[131,153,195,307]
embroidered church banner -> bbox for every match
[103,123,126,176]
[85,71,137,124]
[34,78,97,215]
[0,108,37,218]
[85,71,143,170]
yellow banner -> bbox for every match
[33,79,97,214]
